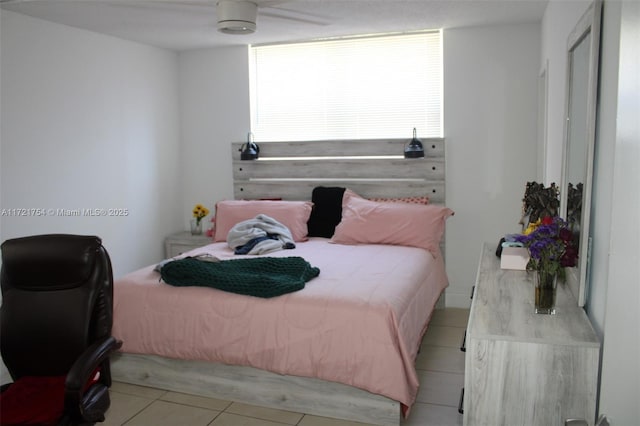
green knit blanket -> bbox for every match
[160,256,320,298]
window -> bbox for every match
[249,31,442,141]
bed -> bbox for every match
[111,138,450,426]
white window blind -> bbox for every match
[249,31,442,141]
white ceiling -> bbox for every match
[0,0,549,51]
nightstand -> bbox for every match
[164,231,212,258]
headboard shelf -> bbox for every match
[232,138,446,203]
[232,138,444,159]
[234,158,444,181]
[235,181,445,204]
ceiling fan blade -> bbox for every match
[99,0,332,26]
[261,5,331,26]
[0,0,214,5]
[109,1,216,14]
[0,0,334,27]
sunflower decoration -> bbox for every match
[192,204,210,225]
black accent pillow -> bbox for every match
[307,186,346,237]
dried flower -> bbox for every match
[520,182,560,227]
[566,182,583,232]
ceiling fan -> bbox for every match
[215,0,333,34]
[0,0,331,35]
[218,0,260,34]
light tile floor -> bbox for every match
[104,308,469,426]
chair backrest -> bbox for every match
[0,234,113,380]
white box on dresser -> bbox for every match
[164,231,212,258]
[463,243,600,426]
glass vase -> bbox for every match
[190,219,202,235]
[534,269,557,314]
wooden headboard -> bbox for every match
[231,138,445,204]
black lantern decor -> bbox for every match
[240,132,260,160]
[404,128,425,159]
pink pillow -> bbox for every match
[367,195,429,205]
[213,200,313,242]
[331,191,453,256]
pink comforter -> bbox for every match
[112,238,448,410]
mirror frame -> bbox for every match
[559,0,602,307]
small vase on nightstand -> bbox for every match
[190,219,202,235]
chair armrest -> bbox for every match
[64,336,122,413]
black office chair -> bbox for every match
[0,234,122,425]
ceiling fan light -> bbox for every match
[217,1,257,35]
[217,20,256,34]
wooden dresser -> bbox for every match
[463,243,600,425]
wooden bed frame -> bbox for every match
[111,138,446,426]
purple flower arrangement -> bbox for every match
[515,216,578,281]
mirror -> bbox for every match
[560,0,602,306]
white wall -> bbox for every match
[0,10,182,277]
[177,46,250,228]
[443,23,540,307]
